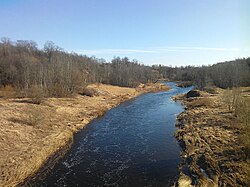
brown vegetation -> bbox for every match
[176,81,193,88]
[175,87,250,187]
[0,83,169,187]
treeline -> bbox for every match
[154,58,250,89]
[1,38,249,97]
[0,38,159,97]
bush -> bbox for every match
[221,89,233,111]
[25,86,45,104]
[47,83,72,97]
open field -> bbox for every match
[0,83,169,187]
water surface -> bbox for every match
[34,82,192,187]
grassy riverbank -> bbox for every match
[173,87,250,187]
[0,83,169,187]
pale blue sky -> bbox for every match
[0,0,249,66]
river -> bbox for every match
[33,82,192,187]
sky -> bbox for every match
[0,0,249,66]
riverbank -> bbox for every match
[0,83,169,187]
[173,87,250,186]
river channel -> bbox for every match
[34,82,192,187]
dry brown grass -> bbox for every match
[95,107,107,117]
[0,85,16,98]
[175,86,250,186]
[80,87,97,97]
[145,83,170,92]
[0,83,169,187]
[187,97,213,108]
[1,131,73,187]
[243,161,250,186]
[236,90,250,155]
[24,105,45,126]
[204,86,218,94]
[25,86,45,104]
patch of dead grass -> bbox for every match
[187,97,213,108]
[8,105,44,127]
[0,85,16,98]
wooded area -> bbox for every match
[0,38,159,97]
[155,58,250,89]
[0,38,249,97]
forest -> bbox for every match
[155,58,250,89]
[0,38,250,98]
[0,38,160,97]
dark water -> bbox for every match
[34,82,192,187]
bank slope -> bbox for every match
[174,88,250,187]
[0,83,169,187]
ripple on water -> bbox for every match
[34,83,193,187]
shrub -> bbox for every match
[47,83,71,97]
[27,86,46,104]
[221,88,233,111]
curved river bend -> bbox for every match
[34,82,192,187]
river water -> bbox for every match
[33,82,192,187]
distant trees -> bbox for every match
[1,38,249,98]
[0,39,86,97]
[156,58,250,89]
[209,59,250,88]
[101,57,158,87]
[0,38,160,97]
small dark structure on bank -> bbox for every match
[186,90,201,98]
